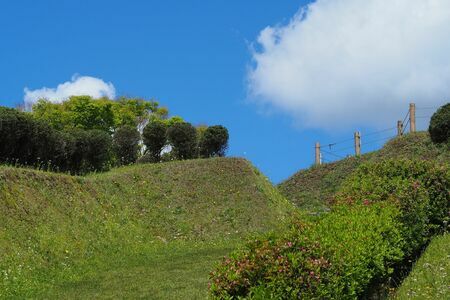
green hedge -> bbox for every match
[209,159,449,299]
[336,159,449,254]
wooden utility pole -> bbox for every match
[397,120,403,136]
[409,103,416,133]
[354,131,361,156]
[315,142,321,165]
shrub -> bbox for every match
[209,159,449,299]
[63,128,112,174]
[199,125,229,158]
[84,129,113,172]
[335,159,449,254]
[210,203,404,299]
[428,103,450,144]
[167,122,198,160]
[113,125,141,165]
[0,107,62,169]
[143,120,167,162]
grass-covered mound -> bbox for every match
[395,234,450,299]
[0,157,293,298]
[209,159,449,299]
[278,132,449,211]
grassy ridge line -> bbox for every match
[0,157,293,297]
[395,234,450,299]
[278,132,449,211]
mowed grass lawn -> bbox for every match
[43,241,235,299]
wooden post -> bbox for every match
[315,142,321,165]
[409,103,416,133]
[354,131,361,156]
[397,120,403,136]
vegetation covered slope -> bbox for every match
[395,234,450,299]
[278,132,449,211]
[0,157,292,298]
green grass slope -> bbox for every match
[278,132,449,211]
[0,157,293,298]
[394,234,450,299]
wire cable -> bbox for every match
[402,119,410,134]
[361,127,396,137]
[416,107,439,110]
[321,149,345,159]
[402,110,410,125]
[362,135,395,147]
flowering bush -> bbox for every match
[336,159,449,255]
[209,159,449,299]
[209,203,404,299]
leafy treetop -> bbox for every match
[32,96,168,133]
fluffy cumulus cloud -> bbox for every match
[24,75,116,106]
[249,0,450,129]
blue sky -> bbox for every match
[0,0,445,183]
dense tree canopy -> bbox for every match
[113,125,141,166]
[199,125,229,158]
[32,96,168,132]
[143,120,167,162]
[167,122,198,160]
[429,103,450,144]
[0,96,228,173]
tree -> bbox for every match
[85,129,113,172]
[143,120,167,162]
[63,128,112,174]
[167,122,198,160]
[0,107,60,168]
[199,125,229,158]
[32,96,165,133]
[429,103,450,144]
[113,125,141,165]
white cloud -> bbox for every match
[249,0,450,130]
[24,75,116,106]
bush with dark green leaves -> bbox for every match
[428,103,450,144]
[167,122,198,160]
[113,125,141,165]
[336,159,449,254]
[209,159,449,299]
[143,120,167,162]
[0,107,62,169]
[210,203,404,299]
[0,107,113,174]
[63,128,113,174]
[199,125,229,158]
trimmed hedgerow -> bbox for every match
[209,159,449,299]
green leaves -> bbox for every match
[209,159,449,299]
[32,96,162,133]
[429,103,450,144]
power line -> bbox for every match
[361,127,396,137]
[416,107,439,110]
[362,135,395,146]
[330,145,355,152]
[321,149,345,159]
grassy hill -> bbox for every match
[278,132,449,212]
[395,233,450,299]
[0,157,293,298]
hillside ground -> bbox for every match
[395,234,450,299]
[0,158,292,298]
[278,132,449,212]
